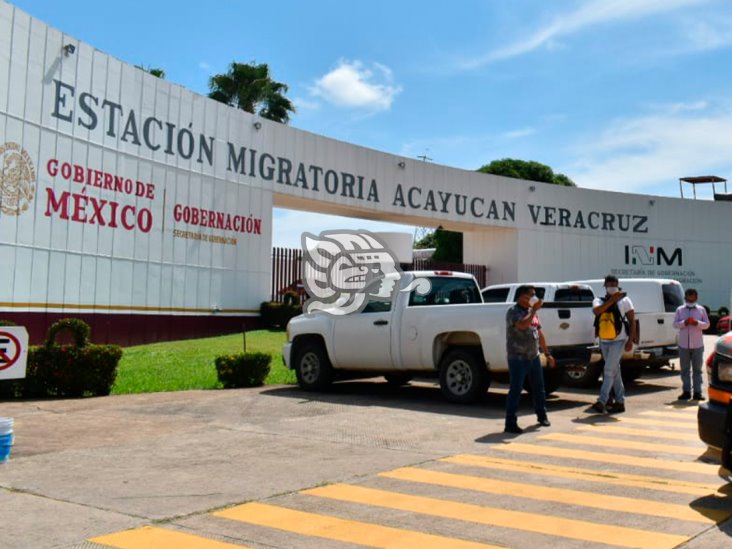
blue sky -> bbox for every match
[11,0,732,247]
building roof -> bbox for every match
[679,176,727,184]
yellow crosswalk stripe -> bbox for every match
[665,405,699,413]
[640,410,698,422]
[497,442,720,475]
[214,502,503,549]
[577,424,701,441]
[540,432,703,456]
[303,483,688,549]
[90,526,249,549]
[379,466,725,523]
[441,454,723,496]
[618,417,698,429]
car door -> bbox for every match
[332,293,393,370]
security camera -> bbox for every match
[63,44,76,56]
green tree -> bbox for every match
[136,65,165,79]
[208,61,295,124]
[414,231,436,249]
[477,158,576,187]
[414,227,462,262]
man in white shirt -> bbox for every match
[592,275,636,414]
[672,288,710,400]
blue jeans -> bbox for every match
[505,356,547,427]
[679,347,704,394]
[599,339,626,404]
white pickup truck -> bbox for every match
[481,282,599,387]
[283,271,593,403]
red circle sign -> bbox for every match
[0,331,22,371]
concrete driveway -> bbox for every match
[1,336,731,548]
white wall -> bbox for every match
[1,2,731,316]
[0,3,269,316]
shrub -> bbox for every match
[215,352,272,388]
[260,301,302,329]
[45,317,90,348]
[0,318,122,399]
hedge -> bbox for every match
[215,352,272,388]
[0,318,122,399]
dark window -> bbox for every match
[358,278,394,313]
[481,287,510,303]
[554,288,595,302]
[662,284,684,312]
[409,277,482,306]
[361,299,392,313]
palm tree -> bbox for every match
[208,61,295,124]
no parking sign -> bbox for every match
[0,327,29,380]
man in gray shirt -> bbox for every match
[504,285,556,434]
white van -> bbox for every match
[570,278,684,364]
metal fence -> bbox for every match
[270,247,488,302]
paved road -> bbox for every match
[2,335,731,548]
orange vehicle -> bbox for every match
[698,332,732,469]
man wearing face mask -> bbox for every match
[592,275,636,414]
[504,285,556,434]
[672,288,710,401]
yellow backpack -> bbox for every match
[594,298,625,340]
[597,311,618,339]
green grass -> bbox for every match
[112,329,294,394]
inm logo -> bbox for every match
[624,245,683,266]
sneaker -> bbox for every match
[678,392,691,401]
[592,401,607,415]
[692,393,704,401]
[504,424,523,434]
[537,417,551,427]
[609,402,625,414]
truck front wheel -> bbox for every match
[294,341,334,391]
[439,349,488,404]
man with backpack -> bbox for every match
[592,275,636,414]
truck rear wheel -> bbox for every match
[543,368,563,395]
[621,364,645,383]
[523,367,563,395]
[562,361,603,388]
[294,340,334,391]
[439,348,488,404]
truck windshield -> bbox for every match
[662,284,684,312]
[554,288,594,302]
[481,287,510,303]
[409,277,482,306]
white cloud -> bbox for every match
[674,16,732,53]
[502,127,536,140]
[460,0,709,68]
[569,106,732,194]
[647,101,708,114]
[198,61,211,71]
[311,60,402,111]
[292,96,320,111]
